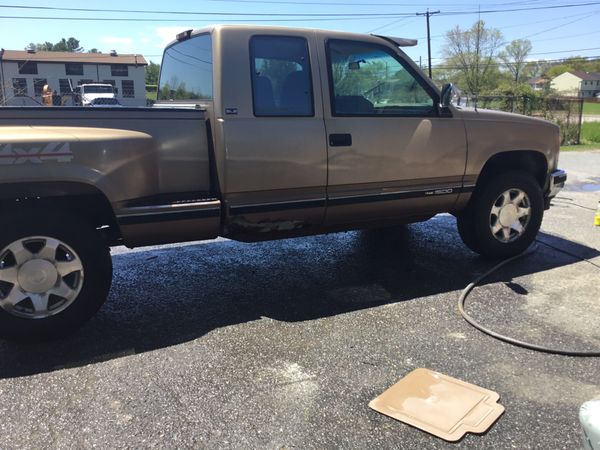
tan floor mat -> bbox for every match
[369,368,505,442]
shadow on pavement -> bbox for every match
[1,215,597,378]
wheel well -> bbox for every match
[0,182,121,245]
[477,151,548,188]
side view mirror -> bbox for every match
[441,83,454,107]
[348,59,366,71]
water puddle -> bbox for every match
[581,183,600,192]
[565,177,600,192]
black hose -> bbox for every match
[552,197,597,212]
[458,243,600,357]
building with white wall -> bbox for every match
[526,76,549,92]
[0,49,147,106]
[550,71,600,98]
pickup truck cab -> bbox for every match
[0,25,566,339]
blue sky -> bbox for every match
[1,0,599,65]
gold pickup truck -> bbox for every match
[0,25,566,339]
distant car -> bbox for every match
[89,97,122,107]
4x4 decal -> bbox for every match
[0,142,74,165]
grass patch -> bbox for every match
[566,122,600,150]
[583,102,600,115]
[560,144,600,152]
[581,121,600,142]
[146,91,157,102]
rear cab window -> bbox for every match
[158,34,213,101]
[250,36,314,117]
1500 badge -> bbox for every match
[0,142,74,165]
[425,188,454,196]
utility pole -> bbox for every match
[416,9,440,79]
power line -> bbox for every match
[0,0,569,9]
[4,2,599,64]
[521,10,600,39]
[416,9,599,67]
[530,46,600,55]
[0,1,599,19]
[417,0,600,55]
[366,17,416,34]
[0,8,418,17]
[194,0,557,5]
[439,1,600,15]
[432,54,600,70]
[0,15,409,22]
[415,9,594,40]
[529,29,600,43]
[433,22,598,59]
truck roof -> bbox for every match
[166,24,417,50]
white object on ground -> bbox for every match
[581,399,600,450]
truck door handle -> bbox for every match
[329,133,352,147]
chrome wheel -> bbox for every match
[0,236,84,319]
[489,189,531,243]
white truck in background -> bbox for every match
[75,83,118,107]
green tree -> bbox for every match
[524,60,549,79]
[159,76,208,100]
[444,20,504,96]
[145,61,161,85]
[31,37,83,52]
[562,56,590,71]
[495,81,538,113]
[546,64,573,79]
[434,54,506,94]
[499,39,532,85]
[32,41,54,51]
[542,57,600,79]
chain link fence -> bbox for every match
[456,95,584,145]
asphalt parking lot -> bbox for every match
[1,151,599,449]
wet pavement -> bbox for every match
[0,151,599,449]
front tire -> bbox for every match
[457,171,544,259]
[0,209,112,340]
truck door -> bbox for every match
[219,30,328,236]
[317,36,467,226]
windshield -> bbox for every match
[83,85,114,94]
[158,33,213,101]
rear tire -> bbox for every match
[0,209,112,340]
[456,207,481,254]
[457,170,544,259]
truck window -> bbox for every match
[250,36,314,116]
[158,34,213,101]
[326,39,434,117]
[82,85,114,94]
